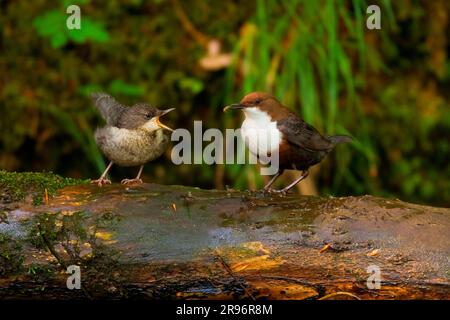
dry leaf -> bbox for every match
[319,243,332,253]
[367,249,380,257]
[44,188,49,205]
[242,241,271,255]
[95,231,113,241]
[231,255,284,272]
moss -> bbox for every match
[27,264,56,281]
[26,209,128,298]
[0,233,24,276]
[27,211,90,262]
[0,170,87,205]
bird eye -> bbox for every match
[255,98,262,104]
[145,113,152,119]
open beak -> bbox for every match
[223,103,245,112]
[156,108,175,131]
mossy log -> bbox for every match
[0,182,449,300]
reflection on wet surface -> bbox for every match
[2,183,449,299]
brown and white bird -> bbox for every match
[224,92,352,193]
[91,93,174,186]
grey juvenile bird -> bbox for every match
[91,93,174,186]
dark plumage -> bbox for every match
[224,92,352,193]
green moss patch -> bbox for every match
[0,170,87,205]
[0,233,24,276]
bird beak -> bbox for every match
[156,108,175,132]
[223,103,245,112]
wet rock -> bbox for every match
[0,182,449,299]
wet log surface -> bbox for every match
[1,183,449,300]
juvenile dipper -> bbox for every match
[91,93,174,186]
[224,92,352,193]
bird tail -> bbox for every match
[328,135,352,146]
[91,92,107,100]
[91,92,125,126]
[91,92,113,109]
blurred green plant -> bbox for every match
[222,0,377,193]
[1,0,449,206]
[108,80,145,97]
[79,80,145,98]
[178,77,204,95]
[30,1,111,173]
[33,10,109,48]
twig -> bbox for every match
[214,250,256,301]
[44,188,49,205]
[171,0,210,47]
[37,223,93,300]
[318,291,361,300]
[37,223,66,269]
[252,275,323,292]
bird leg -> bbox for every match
[263,172,281,191]
[91,161,113,187]
[280,170,309,193]
[121,165,144,185]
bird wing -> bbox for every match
[91,92,126,126]
[277,113,334,152]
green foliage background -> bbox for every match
[1,0,449,206]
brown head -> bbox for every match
[223,92,290,120]
[118,103,175,131]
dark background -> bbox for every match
[1,0,449,206]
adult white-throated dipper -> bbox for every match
[91,93,174,186]
[224,92,352,193]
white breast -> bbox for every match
[240,107,281,159]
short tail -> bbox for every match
[91,92,109,101]
[328,135,352,146]
[90,92,125,126]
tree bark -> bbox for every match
[0,183,449,300]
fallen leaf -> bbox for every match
[367,249,380,257]
[44,188,49,205]
[319,291,361,300]
[242,241,271,255]
[231,255,285,272]
[95,231,113,241]
[319,243,332,253]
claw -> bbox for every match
[91,178,111,187]
[263,188,288,196]
[121,178,143,185]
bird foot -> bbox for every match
[91,178,111,187]
[263,188,283,195]
[263,188,292,196]
[121,178,143,185]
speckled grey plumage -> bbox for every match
[92,93,170,167]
